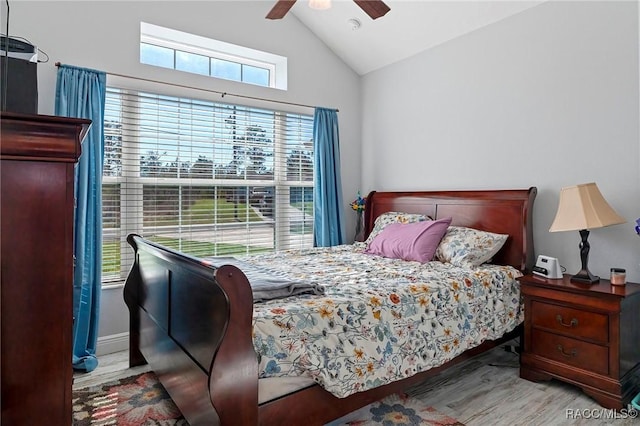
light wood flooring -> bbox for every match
[73,339,639,425]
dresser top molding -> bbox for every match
[1,112,91,162]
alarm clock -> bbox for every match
[532,255,562,279]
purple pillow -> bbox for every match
[364,217,452,263]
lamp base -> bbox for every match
[570,269,599,284]
[571,229,599,284]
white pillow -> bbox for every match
[435,226,508,268]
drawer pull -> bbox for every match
[556,314,578,328]
[557,345,577,358]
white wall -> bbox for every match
[8,1,362,344]
[361,1,640,283]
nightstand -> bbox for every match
[518,274,640,409]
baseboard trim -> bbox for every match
[97,332,129,356]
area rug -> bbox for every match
[73,372,464,425]
[73,372,187,426]
[327,393,465,426]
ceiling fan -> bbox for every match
[266,0,391,20]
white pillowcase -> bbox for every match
[435,226,508,268]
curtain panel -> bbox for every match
[313,107,346,246]
[55,65,106,372]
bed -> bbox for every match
[123,187,536,425]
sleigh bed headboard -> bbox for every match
[364,187,537,272]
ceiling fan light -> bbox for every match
[309,0,331,10]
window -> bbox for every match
[140,22,288,90]
[102,87,314,284]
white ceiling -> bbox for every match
[289,0,545,75]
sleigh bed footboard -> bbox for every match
[123,234,259,425]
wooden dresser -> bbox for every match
[519,274,640,409]
[1,112,91,425]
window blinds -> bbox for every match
[102,87,314,283]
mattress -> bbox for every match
[239,242,523,399]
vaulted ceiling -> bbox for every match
[287,0,544,75]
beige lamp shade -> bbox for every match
[549,182,626,232]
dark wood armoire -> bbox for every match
[1,112,91,425]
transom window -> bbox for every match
[102,87,313,284]
[140,22,287,90]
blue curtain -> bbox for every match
[55,65,106,372]
[313,107,346,246]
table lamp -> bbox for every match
[549,182,625,284]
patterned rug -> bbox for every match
[73,372,187,426]
[73,372,464,425]
[327,393,465,426]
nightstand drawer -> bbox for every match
[531,300,608,343]
[531,329,609,375]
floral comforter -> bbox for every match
[241,243,523,398]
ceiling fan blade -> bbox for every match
[353,0,390,20]
[266,0,297,19]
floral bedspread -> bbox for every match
[240,243,523,398]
